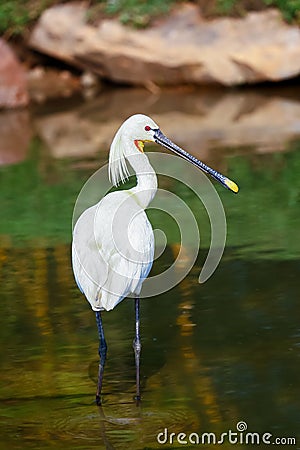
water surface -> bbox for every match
[0,86,300,449]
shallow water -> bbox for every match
[0,86,300,449]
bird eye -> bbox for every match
[144,125,151,131]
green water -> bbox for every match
[0,87,300,449]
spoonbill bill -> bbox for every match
[72,114,238,405]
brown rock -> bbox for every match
[29,3,300,86]
[0,39,29,108]
[27,67,82,103]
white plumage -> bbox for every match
[72,114,158,311]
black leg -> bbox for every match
[133,296,141,403]
[95,311,107,405]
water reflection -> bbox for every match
[0,109,31,165]
[33,85,300,162]
[1,244,299,448]
[0,86,300,448]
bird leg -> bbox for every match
[95,311,107,406]
[133,296,141,404]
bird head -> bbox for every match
[109,114,159,186]
[109,114,239,193]
[119,114,159,149]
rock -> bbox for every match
[29,3,300,86]
[27,67,82,103]
[0,39,29,108]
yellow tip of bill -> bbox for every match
[224,178,239,193]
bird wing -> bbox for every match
[72,203,109,310]
[72,191,154,311]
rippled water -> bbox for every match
[1,86,300,449]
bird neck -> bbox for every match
[126,151,158,209]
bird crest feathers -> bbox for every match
[108,126,130,186]
[108,114,158,186]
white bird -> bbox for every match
[72,114,238,405]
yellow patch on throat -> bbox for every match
[134,140,145,153]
